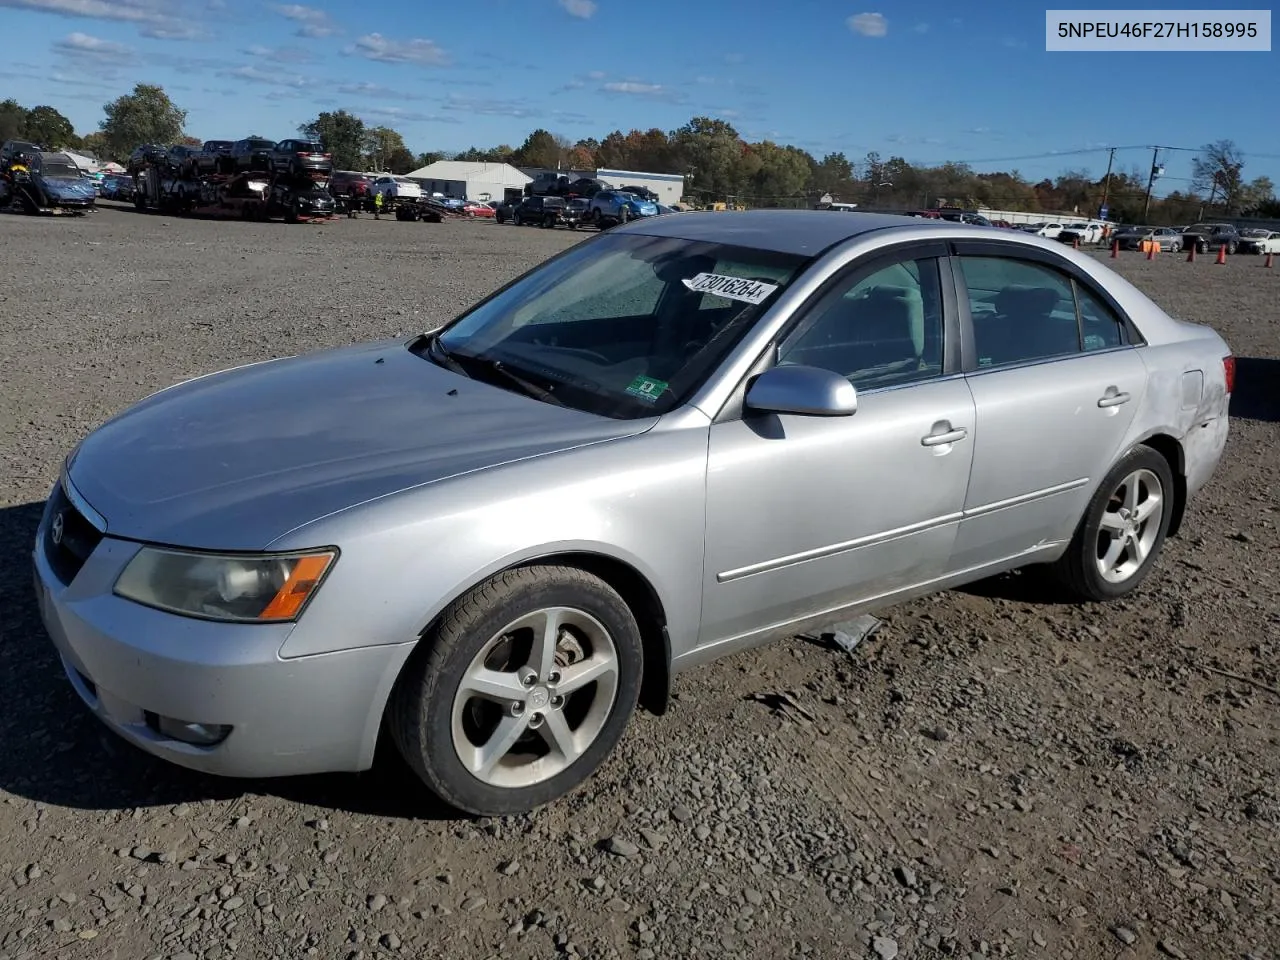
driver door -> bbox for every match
[698,243,976,649]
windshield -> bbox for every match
[1241,228,1268,237]
[433,233,809,419]
[248,140,274,150]
[39,161,80,178]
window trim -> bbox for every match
[947,240,1145,377]
[713,239,958,424]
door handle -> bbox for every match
[1097,391,1131,408]
[921,427,968,447]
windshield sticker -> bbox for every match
[625,375,668,402]
[681,272,779,305]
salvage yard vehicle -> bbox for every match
[270,139,333,178]
[587,189,659,227]
[1181,221,1240,255]
[0,150,96,214]
[370,175,423,202]
[1237,228,1280,255]
[511,194,566,227]
[34,211,1233,817]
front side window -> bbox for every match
[958,256,1128,366]
[778,257,945,392]
[434,234,809,418]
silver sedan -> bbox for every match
[34,211,1233,815]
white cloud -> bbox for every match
[347,33,449,65]
[245,43,313,63]
[336,80,421,99]
[600,80,686,103]
[0,0,206,38]
[221,63,318,88]
[273,3,338,37]
[558,0,595,17]
[54,30,133,60]
[443,94,536,118]
[847,12,887,37]
[586,69,606,79]
[359,105,460,124]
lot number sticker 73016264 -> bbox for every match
[681,272,779,305]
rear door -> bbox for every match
[947,240,1148,569]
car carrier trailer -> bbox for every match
[131,163,336,223]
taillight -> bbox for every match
[1223,355,1236,394]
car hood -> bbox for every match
[66,339,653,550]
[38,176,96,200]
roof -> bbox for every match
[596,167,686,183]
[405,160,531,183]
[616,209,926,255]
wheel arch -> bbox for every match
[391,548,673,722]
[1131,431,1188,537]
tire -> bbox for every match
[1227,242,1237,255]
[1048,445,1175,602]
[618,206,630,224]
[389,564,643,817]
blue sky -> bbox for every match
[1,0,1277,191]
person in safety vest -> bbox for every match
[373,190,383,219]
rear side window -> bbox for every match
[957,256,1128,367]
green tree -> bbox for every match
[101,84,186,158]
[300,109,365,169]
[24,105,78,149]
[415,150,446,169]
[513,128,560,168]
[362,126,414,173]
[78,131,111,161]
[813,152,854,196]
[0,98,28,142]
[669,117,743,200]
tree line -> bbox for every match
[5,84,1277,223]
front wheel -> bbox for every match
[389,565,643,816]
[1048,445,1174,602]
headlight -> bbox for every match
[114,547,336,623]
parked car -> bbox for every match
[1181,222,1240,255]
[463,201,496,218]
[231,137,277,174]
[1236,228,1280,254]
[271,139,332,177]
[191,139,234,175]
[165,144,201,176]
[587,190,659,226]
[493,198,519,223]
[329,170,373,199]
[563,197,591,227]
[511,194,566,227]
[1,139,43,166]
[369,175,422,200]
[25,151,97,209]
[618,184,659,203]
[99,173,135,201]
[126,144,168,174]
[1029,221,1067,239]
[1057,222,1106,245]
[33,211,1232,816]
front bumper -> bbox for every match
[32,479,412,779]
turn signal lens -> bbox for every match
[1223,355,1236,395]
[114,547,337,623]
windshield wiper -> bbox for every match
[457,353,567,407]
[425,334,471,379]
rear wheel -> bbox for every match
[1048,446,1174,602]
[389,565,643,817]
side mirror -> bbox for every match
[744,365,858,417]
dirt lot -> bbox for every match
[1,206,1277,960]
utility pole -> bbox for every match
[1098,146,1115,219]
[1142,146,1160,221]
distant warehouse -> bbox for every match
[403,160,532,204]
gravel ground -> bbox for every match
[1,205,1278,960]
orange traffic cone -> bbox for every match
[1110,239,1119,258]
[1266,251,1274,268]
[1186,244,1196,262]
[1146,242,1156,261]
[1215,244,1227,264]
[1073,237,1080,249]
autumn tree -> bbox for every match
[100,83,187,158]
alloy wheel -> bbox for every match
[1095,468,1163,583]
[450,606,619,789]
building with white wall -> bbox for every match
[403,161,531,204]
